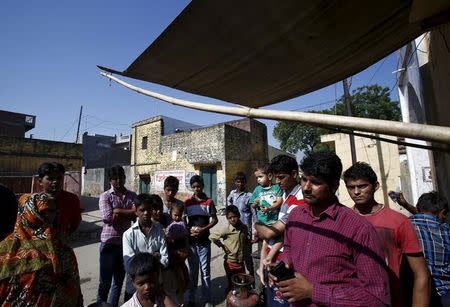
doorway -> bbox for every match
[200,166,217,205]
[139,175,150,194]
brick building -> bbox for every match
[130,116,268,207]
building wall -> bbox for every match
[0,136,82,195]
[82,133,131,169]
[321,133,405,214]
[0,110,35,137]
[130,116,269,207]
[131,117,225,202]
[82,165,132,197]
[0,136,82,175]
[428,25,450,202]
[397,35,435,204]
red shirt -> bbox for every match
[56,190,82,235]
[283,202,390,307]
[358,206,422,307]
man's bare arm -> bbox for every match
[254,221,285,240]
[406,253,431,307]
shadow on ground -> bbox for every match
[68,220,102,249]
[80,196,100,213]
[210,275,228,306]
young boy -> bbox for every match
[121,253,177,307]
[210,205,249,291]
[184,175,218,307]
[226,172,254,277]
[151,195,170,228]
[123,194,169,302]
[162,176,185,215]
[249,163,283,284]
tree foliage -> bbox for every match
[273,85,401,154]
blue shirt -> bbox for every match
[410,213,450,296]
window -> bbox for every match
[142,136,148,149]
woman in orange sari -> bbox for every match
[0,192,83,306]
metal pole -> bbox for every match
[343,79,357,164]
[75,105,83,143]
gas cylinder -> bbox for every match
[226,273,260,307]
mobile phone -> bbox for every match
[388,191,398,203]
[269,261,295,281]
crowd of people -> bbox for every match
[0,153,449,307]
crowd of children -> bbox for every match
[94,161,291,307]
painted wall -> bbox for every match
[321,133,406,214]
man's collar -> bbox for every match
[284,184,301,198]
[109,186,128,194]
[415,212,440,222]
[301,200,339,220]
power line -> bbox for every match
[368,56,388,84]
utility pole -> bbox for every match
[75,105,83,143]
[343,79,357,164]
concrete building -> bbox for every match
[0,110,35,137]
[82,132,131,169]
[397,31,447,204]
[0,109,82,196]
[0,135,82,195]
[321,132,406,213]
[130,116,268,207]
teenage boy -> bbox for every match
[276,152,390,306]
[227,172,253,277]
[253,155,304,306]
[184,175,218,307]
[97,165,137,307]
[344,162,430,307]
[37,162,81,236]
[123,194,168,301]
[210,205,250,291]
[121,253,176,307]
[163,176,185,215]
[410,192,450,306]
[254,155,304,243]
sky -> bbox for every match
[1,1,401,148]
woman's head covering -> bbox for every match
[0,192,59,280]
[0,192,83,306]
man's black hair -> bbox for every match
[225,204,240,217]
[269,155,298,174]
[233,172,247,183]
[107,165,125,181]
[128,252,159,280]
[343,162,378,185]
[416,191,449,214]
[164,176,179,189]
[300,152,342,185]
[38,162,65,178]
[135,194,163,210]
[190,175,204,186]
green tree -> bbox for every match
[273,85,401,154]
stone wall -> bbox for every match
[0,136,82,175]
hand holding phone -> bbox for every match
[269,261,295,281]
